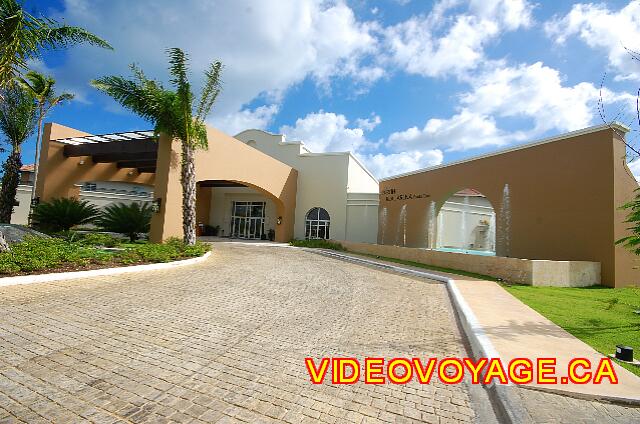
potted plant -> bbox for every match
[268,229,275,241]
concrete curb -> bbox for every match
[0,251,212,288]
[309,249,532,424]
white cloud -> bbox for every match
[628,158,640,181]
[385,61,634,154]
[355,114,381,131]
[461,62,635,134]
[363,150,443,179]
[383,0,533,77]
[50,0,382,118]
[279,110,442,178]
[387,110,518,152]
[213,104,279,135]
[545,2,640,80]
[629,158,640,179]
[280,111,373,153]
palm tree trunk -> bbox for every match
[0,147,22,223]
[28,110,44,225]
[181,141,197,245]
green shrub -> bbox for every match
[78,232,122,248]
[96,202,152,242]
[33,198,100,232]
[289,239,345,251]
[122,238,210,263]
[0,236,113,273]
[0,236,209,275]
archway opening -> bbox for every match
[434,188,495,255]
[196,180,281,241]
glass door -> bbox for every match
[231,201,265,239]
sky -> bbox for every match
[15,0,640,179]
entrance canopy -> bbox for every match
[56,130,158,173]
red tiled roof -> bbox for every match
[20,164,35,172]
[454,188,484,197]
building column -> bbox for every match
[149,135,183,242]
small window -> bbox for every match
[305,207,330,240]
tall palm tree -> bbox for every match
[0,83,37,223]
[17,70,73,214]
[0,0,112,87]
[92,48,223,245]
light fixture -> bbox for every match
[127,170,135,176]
[277,216,282,225]
[78,159,85,165]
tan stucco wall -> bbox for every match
[149,126,298,242]
[36,123,155,201]
[37,123,297,244]
[379,125,639,288]
[338,240,601,287]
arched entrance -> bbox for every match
[434,188,496,255]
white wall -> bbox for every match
[11,185,32,225]
[208,187,276,237]
[437,195,495,251]
[234,129,379,241]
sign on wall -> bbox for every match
[380,188,430,202]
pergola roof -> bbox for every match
[54,130,155,145]
[54,130,158,174]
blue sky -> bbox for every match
[16,0,640,178]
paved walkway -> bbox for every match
[0,244,493,423]
[321,250,640,423]
[454,279,640,401]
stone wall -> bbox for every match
[335,240,601,287]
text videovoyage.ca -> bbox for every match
[305,357,619,385]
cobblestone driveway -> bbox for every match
[0,244,486,423]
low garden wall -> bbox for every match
[334,240,601,287]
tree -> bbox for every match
[0,0,112,87]
[617,188,640,254]
[92,48,223,245]
[32,197,99,232]
[17,70,73,210]
[0,83,37,222]
[96,202,153,242]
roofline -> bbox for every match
[235,128,379,182]
[380,122,630,181]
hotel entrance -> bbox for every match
[230,201,266,239]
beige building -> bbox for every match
[30,122,379,244]
[379,123,639,288]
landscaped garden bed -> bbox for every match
[505,285,640,377]
[0,235,210,277]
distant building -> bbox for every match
[11,164,153,225]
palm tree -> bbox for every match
[92,48,223,245]
[17,70,73,214]
[0,83,37,222]
[0,0,112,87]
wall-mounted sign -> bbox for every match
[380,188,430,202]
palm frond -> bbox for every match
[0,0,111,86]
[0,84,37,147]
[196,60,223,121]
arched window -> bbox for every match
[305,207,330,240]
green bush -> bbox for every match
[289,239,345,251]
[78,232,122,248]
[0,236,113,273]
[121,238,210,264]
[33,198,100,232]
[0,236,209,275]
[96,202,152,242]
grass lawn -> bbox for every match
[504,285,640,377]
